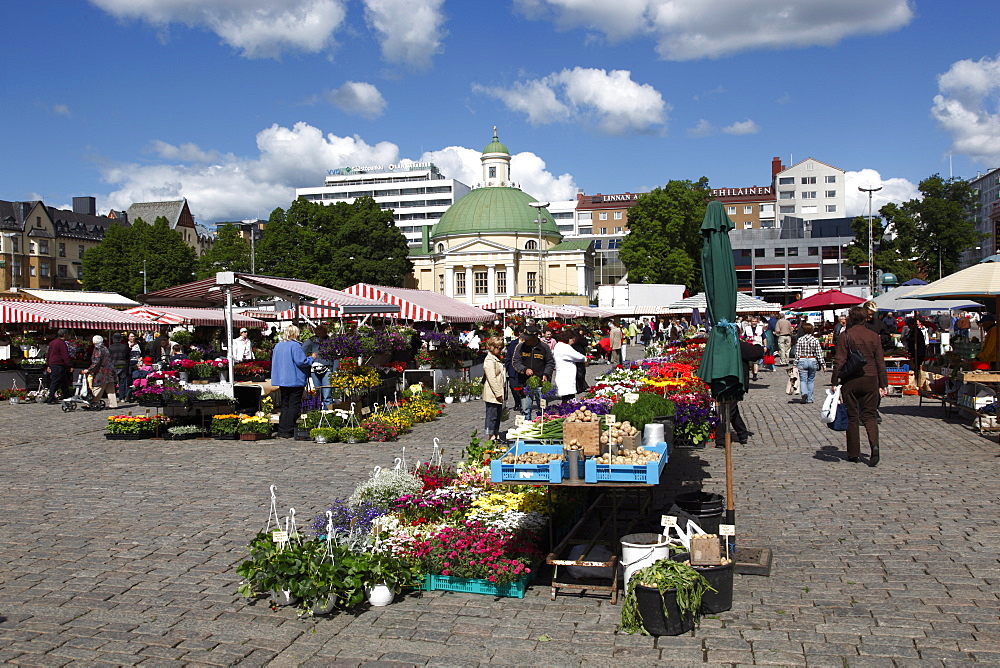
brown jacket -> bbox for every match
[831,324,887,387]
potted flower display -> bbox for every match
[167,424,203,440]
[211,414,241,440]
[105,414,156,440]
[619,558,714,636]
[192,361,221,384]
[310,427,340,444]
[237,415,272,441]
[338,426,369,444]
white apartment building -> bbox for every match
[964,166,1000,267]
[774,158,846,223]
[296,162,471,246]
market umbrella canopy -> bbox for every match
[872,285,981,313]
[666,291,781,314]
[344,283,494,322]
[124,306,265,328]
[695,201,743,401]
[901,278,929,286]
[784,289,866,311]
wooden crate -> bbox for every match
[563,421,601,457]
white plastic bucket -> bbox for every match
[621,532,671,589]
[643,423,665,447]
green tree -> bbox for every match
[257,198,413,289]
[81,216,195,299]
[196,223,252,278]
[849,174,981,282]
[618,178,712,291]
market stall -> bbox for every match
[478,298,580,319]
[124,305,265,329]
[343,283,494,323]
[665,292,782,315]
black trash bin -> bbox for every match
[673,491,724,535]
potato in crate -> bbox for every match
[584,442,668,484]
[490,442,568,484]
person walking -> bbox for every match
[572,325,589,394]
[773,313,793,366]
[45,329,72,403]
[109,333,131,403]
[271,325,315,439]
[608,320,623,365]
[125,332,143,401]
[714,338,762,448]
[231,327,254,363]
[831,306,887,466]
[795,322,825,403]
[505,325,524,413]
[301,325,335,410]
[742,317,766,381]
[903,316,928,388]
[482,336,507,442]
[512,325,555,420]
[552,331,586,401]
[86,335,118,409]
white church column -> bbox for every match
[487,264,496,301]
[506,265,515,297]
[465,266,473,303]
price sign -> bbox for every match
[514,414,525,427]
[539,399,547,410]
[624,393,640,404]
[271,530,289,544]
[604,414,618,426]
[661,515,677,527]
[361,407,371,415]
[719,524,735,536]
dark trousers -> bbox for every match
[715,401,748,445]
[116,366,131,402]
[842,375,879,457]
[278,386,305,437]
[575,361,587,394]
[484,402,502,437]
[48,364,71,402]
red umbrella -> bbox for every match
[785,289,866,311]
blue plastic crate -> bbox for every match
[420,568,536,598]
[490,442,567,483]
[886,365,910,373]
[584,442,668,484]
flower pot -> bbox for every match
[418,365,432,370]
[105,433,148,440]
[671,552,733,613]
[459,396,469,403]
[294,429,312,441]
[213,433,238,440]
[444,396,454,404]
[271,589,298,606]
[366,583,394,607]
[179,372,190,383]
[633,584,695,636]
[312,595,337,615]
[239,433,269,441]
[315,435,327,444]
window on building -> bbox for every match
[760,203,774,214]
[805,162,815,170]
[822,246,840,259]
[613,211,623,220]
[801,176,816,184]
[77,265,83,278]
[825,175,836,183]
[578,212,591,220]
[455,272,466,295]
[801,191,817,199]
[761,219,775,229]
[78,245,84,259]
[599,227,607,235]
[594,240,602,250]
[29,241,36,254]
[496,270,507,294]
[12,260,20,277]
[754,248,765,257]
[578,227,592,235]
[488,166,496,178]
[825,204,837,213]
[29,265,37,277]
[825,190,836,198]
[58,243,65,257]
[801,206,818,214]
[787,247,798,256]
[744,205,753,214]
[779,205,795,214]
[727,206,737,214]
[526,272,537,295]
[437,243,445,252]
[438,274,444,292]
[40,262,49,277]
[474,271,488,295]
[779,191,795,199]
[778,177,794,185]
[808,246,819,256]
[525,239,538,250]
[39,240,49,254]
[57,264,67,278]
[608,239,621,249]
[10,237,18,253]
[598,212,608,220]
[614,227,623,234]
[774,247,785,257]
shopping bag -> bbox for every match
[820,385,842,424]
[763,353,776,366]
[827,404,849,431]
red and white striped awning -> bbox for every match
[478,299,580,319]
[124,306,264,328]
[343,284,494,323]
[1,300,160,330]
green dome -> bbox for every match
[482,130,509,155]
[432,187,560,240]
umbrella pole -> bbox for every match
[720,399,735,527]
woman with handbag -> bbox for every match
[831,306,888,466]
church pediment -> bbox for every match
[441,238,516,255]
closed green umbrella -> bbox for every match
[695,201,742,528]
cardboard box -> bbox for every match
[563,421,601,457]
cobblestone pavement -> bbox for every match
[0,363,997,666]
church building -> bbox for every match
[407,130,594,304]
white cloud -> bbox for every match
[931,55,1000,166]
[686,118,759,137]
[90,0,347,59]
[326,81,387,119]
[515,0,913,60]
[475,67,668,135]
[844,169,920,218]
[362,0,446,70]
[722,119,760,135]
[97,122,578,222]
[52,104,72,118]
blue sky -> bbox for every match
[3,0,999,224]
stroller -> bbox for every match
[62,372,106,412]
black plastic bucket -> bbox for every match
[673,491,724,534]
[634,584,695,636]
[671,553,733,613]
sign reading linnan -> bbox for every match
[327,161,433,176]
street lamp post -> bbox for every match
[140,259,147,294]
[528,202,549,296]
[858,185,882,297]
